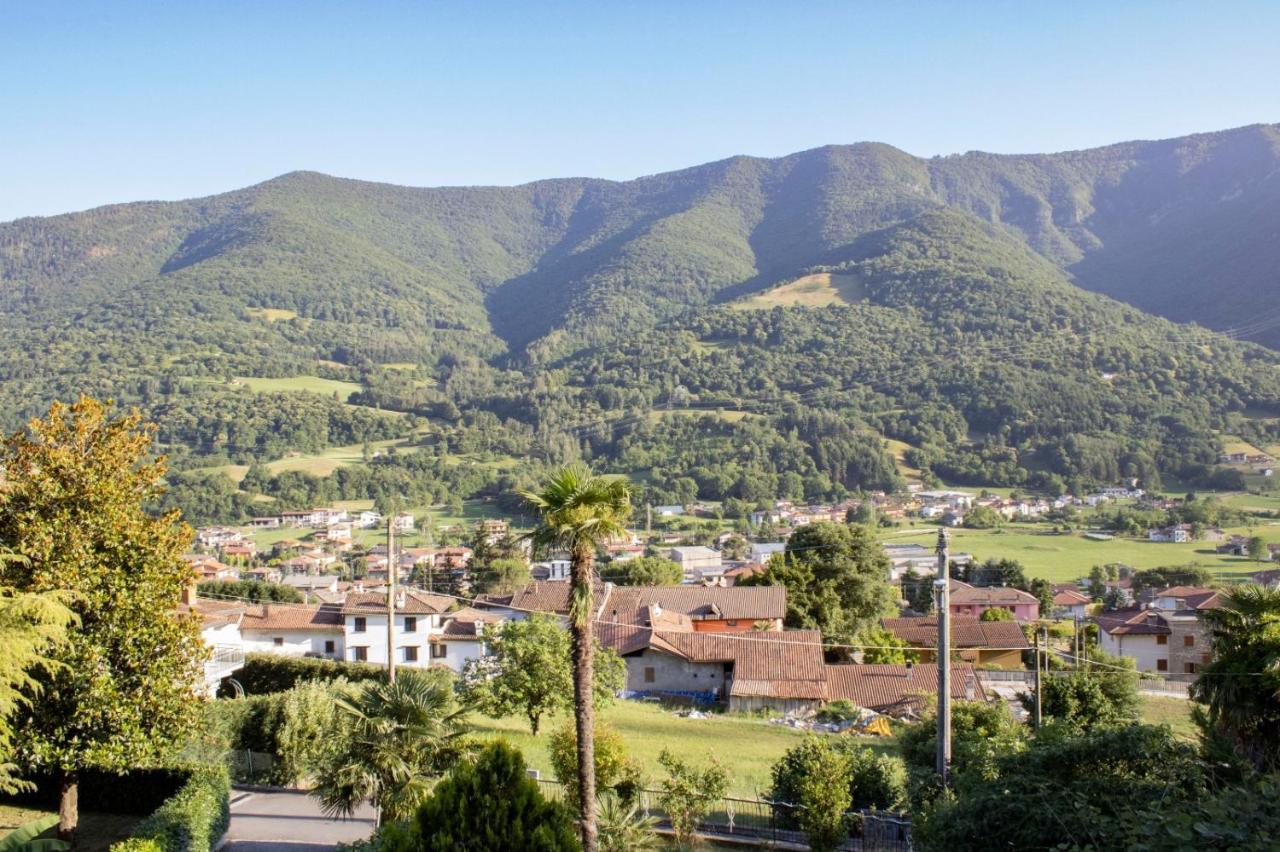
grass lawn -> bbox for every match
[881,524,1280,584]
[1139,695,1197,741]
[473,698,895,798]
[0,806,138,852]
[244,307,298,322]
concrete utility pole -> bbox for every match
[387,516,397,683]
[1033,628,1043,729]
[934,528,952,786]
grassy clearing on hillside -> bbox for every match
[234,375,363,398]
[1139,695,1197,741]
[734,272,866,310]
[882,524,1279,583]
[882,437,922,479]
[646,408,757,424]
[245,307,298,322]
[473,699,892,798]
[1219,435,1266,457]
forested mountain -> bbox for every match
[2,124,1280,519]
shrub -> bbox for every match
[795,741,852,852]
[230,653,384,695]
[979,607,1013,622]
[769,736,906,830]
[814,700,860,724]
[117,766,231,852]
[547,722,643,809]
[655,749,729,849]
[410,742,579,851]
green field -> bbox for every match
[1139,695,1196,741]
[233,375,363,398]
[882,524,1279,583]
[474,699,893,798]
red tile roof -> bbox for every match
[342,590,453,615]
[240,603,344,632]
[1156,587,1222,611]
[1095,607,1170,636]
[825,663,987,717]
[1053,590,1090,606]
[949,580,1038,607]
[881,616,1030,650]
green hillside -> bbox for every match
[3,124,1280,522]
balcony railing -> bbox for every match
[204,645,245,683]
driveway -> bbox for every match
[223,789,376,852]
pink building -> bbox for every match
[949,580,1040,622]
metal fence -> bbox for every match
[535,779,912,850]
[977,669,1192,697]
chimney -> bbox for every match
[964,674,975,700]
[905,660,914,680]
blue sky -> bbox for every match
[2,0,1278,221]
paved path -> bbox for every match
[223,789,375,852]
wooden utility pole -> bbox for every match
[934,528,952,786]
[645,503,652,541]
[387,516,397,683]
[1033,628,1042,729]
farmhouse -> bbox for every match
[881,616,1029,669]
[824,663,986,718]
[341,589,453,665]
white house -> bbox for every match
[748,542,787,564]
[1095,608,1170,673]
[239,603,346,660]
[431,607,504,672]
[341,589,452,666]
[668,546,723,583]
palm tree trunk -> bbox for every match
[570,542,598,852]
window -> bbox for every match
[404,616,417,633]
[324,640,335,654]
[1156,659,1168,672]
[431,643,447,658]
[1156,635,1167,645]
[273,637,283,646]
[404,646,419,663]
[353,616,367,633]
[644,667,655,684]
[726,620,738,627]
[1185,662,1197,674]
[1184,635,1195,647]
[352,647,368,662]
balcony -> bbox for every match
[204,644,245,687]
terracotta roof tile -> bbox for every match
[882,616,1030,650]
[342,590,453,615]
[240,603,344,632]
[949,580,1038,607]
[1095,607,1170,636]
[825,663,987,717]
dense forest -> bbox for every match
[4,125,1280,522]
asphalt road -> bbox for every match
[224,789,376,852]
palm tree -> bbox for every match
[313,670,469,825]
[1191,584,1280,771]
[523,465,631,852]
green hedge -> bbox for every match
[229,653,384,695]
[1,768,191,816]
[114,766,231,852]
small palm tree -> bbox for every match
[1191,584,1280,771]
[523,465,631,852]
[313,670,469,825]
[597,793,659,852]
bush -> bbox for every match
[769,736,906,830]
[979,607,1013,622]
[655,749,729,849]
[814,700,860,724]
[547,722,643,809]
[230,653,384,695]
[116,766,231,852]
[410,742,579,850]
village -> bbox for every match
[183,477,1280,717]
